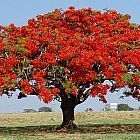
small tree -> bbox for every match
[39,106,52,112]
[0,7,140,129]
[104,104,111,111]
[117,104,134,111]
[23,109,37,113]
[85,108,93,112]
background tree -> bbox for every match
[39,106,52,112]
[117,104,134,111]
[23,109,37,113]
[0,6,140,129]
[85,108,93,112]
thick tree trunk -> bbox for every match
[57,88,90,130]
[59,105,77,129]
[58,94,78,130]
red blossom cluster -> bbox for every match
[0,7,140,102]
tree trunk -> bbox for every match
[60,105,77,129]
[57,89,90,130]
[58,94,77,130]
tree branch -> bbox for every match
[53,96,62,102]
[76,84,93,105]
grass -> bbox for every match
[0,111,139,127]
[0,133,140,140]
[76,111,140,125]
[0,111,139,139]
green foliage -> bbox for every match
[23,109,37,113]
[38,106,52,112]
[137,71,140,77]
[122,73,133,83]
[117,104,134,111]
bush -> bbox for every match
[39,107,52,112]
[117,104,134,111]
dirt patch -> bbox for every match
[0,124,139,135]
[79,124,140,134]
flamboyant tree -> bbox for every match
[0,7,140,129]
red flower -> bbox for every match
[20,79,33,94]
[0,7,140,102]
[51,88,60,96]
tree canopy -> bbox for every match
[0,6,140,104]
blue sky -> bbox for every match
[0,0,140,113]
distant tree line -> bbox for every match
[23,107,53,113]
[104,103,138,111]
[117,104,134,111]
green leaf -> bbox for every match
[95,77,101,82]
[54,29,59,34]
[136,71,140,77]
[122,73,133,82]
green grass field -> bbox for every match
[0,111,140,140]
[0,133,140,140]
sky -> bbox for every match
[0,0,140,113]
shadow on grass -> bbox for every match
[0,124,140,135]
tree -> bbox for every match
[0,6,140,129]
[104,104,111,111]
[85,108,93,112]
[39,106,52,112]
[23,109,37,113]
[117,104,134,111]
